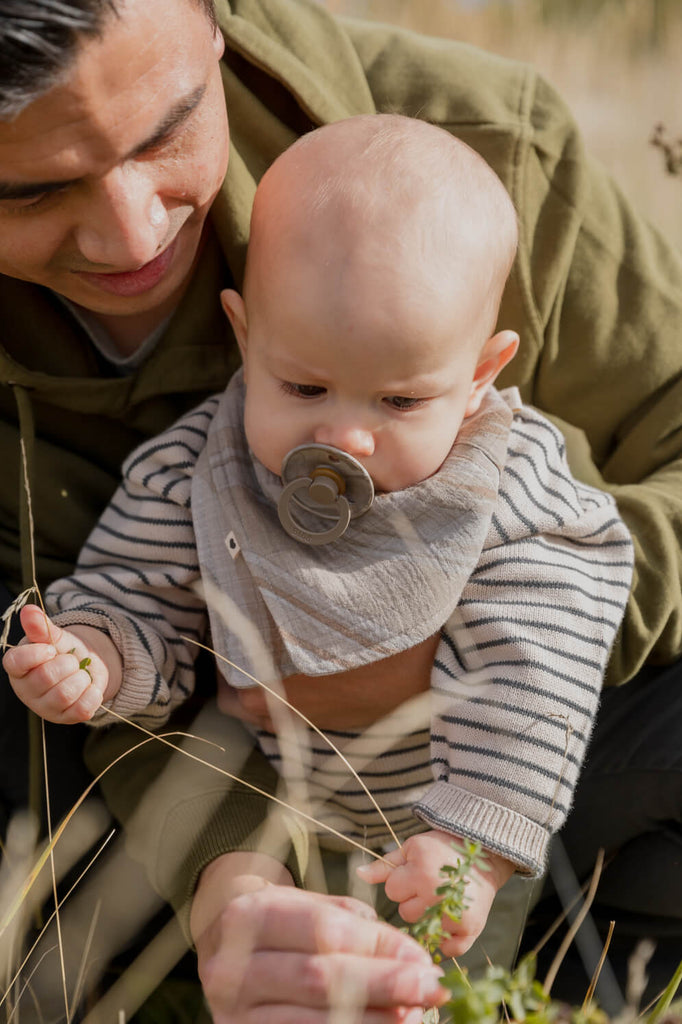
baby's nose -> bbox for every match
[314,424,375,458]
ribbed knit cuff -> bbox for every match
[413,781,549,877]
[52,609,171,722]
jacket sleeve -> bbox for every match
[46,399,221,727]
[83,699,309,941]
[413,408,634,876]
[339,16,682,683]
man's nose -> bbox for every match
[314,422,375,458]
[73,165,169,269]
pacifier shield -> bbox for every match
[278,443,374,545]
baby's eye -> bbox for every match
[383,395,422,411]
[281,382,326,399]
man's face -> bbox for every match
[0,0,229,320]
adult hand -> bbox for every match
[191,853,447,1023]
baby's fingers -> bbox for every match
[437,929,476,958]
[356,860,391,885]
[3,641,57,679]
[396,895,431,925]
[26,658,104,723]
[356,849,406,885]
[19,604,61,646]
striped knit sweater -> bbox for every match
[48,388,633,876]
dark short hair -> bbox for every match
[0,0,217,120]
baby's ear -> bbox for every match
[220,288,248,357]
[464,330,519,417]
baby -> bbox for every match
[4,114,633,957]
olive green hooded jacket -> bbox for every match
[2,0,681,921]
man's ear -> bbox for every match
[220,288,248,359]
[464,330,519,417]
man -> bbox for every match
[0,0,680,1020]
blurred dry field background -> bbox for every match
[318,0,682,250]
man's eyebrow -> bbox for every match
[129,83,207,157]
[0,84,207,201]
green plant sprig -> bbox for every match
[409,840,489,962]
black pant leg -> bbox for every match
[561,658,682,920]
[521,658,682,1003]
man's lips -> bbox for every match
[74,239,177,297]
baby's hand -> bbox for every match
[356,830,514,957]
[3,604,108,724]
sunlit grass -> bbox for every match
[318,0,682,250]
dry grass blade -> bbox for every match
[2,714,394,978]
[6,945,56,1024]
[40,719,70,1023]
[68,898,101,1015]
[646,959,682,1024]
[582,919,616,1012]
[79,916,188,1024]
[0,830,115,1015]
[543,848,604,996]
[0,588,38,652]
[183,623,404,850]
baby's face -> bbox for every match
[226,268,506,493]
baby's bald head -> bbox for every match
[246,113,518,349]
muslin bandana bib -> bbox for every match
[191,371,517,686]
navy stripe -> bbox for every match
[505,446,578,509]
[473,552,632,591]
[452,635,602,673]
[445,766,568,814]
[431,719,580,766]
[455,607,612,640]
[430,741,572,789]
[440,695,588,742]
[467,576,627,612]
[504,466,566,526]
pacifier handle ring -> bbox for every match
[278,478,352,546]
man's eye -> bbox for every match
[281,382,326,398]
[384,395,422,411]
[0,192,49,213]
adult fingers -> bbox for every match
[196,888,447,1024]
[324,893,380,921]
[209,1004,426,1024]
[201,949,446,1016]
[214,887,434,963]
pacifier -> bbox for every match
[277,444,374,546]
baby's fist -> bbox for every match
[3,604,108,724]
[357,830,514,956]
